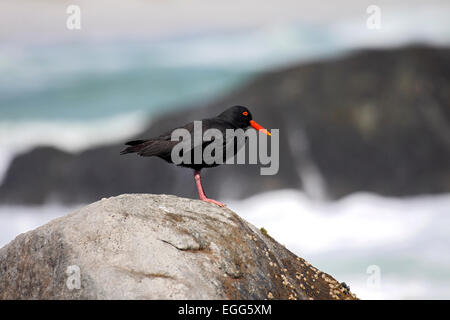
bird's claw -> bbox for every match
[201,198,226,207]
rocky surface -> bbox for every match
[0,194,356,300]
[1,45,449,205]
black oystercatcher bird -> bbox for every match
[120,105,271,207]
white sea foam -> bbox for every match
[0,112,150,154]
[0,204,81,248]
[0,112,150,182]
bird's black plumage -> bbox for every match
[120,105,253,170]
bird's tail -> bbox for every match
[120,140,148,155]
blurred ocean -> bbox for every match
[1,2,450,299]
[1,6,450,176]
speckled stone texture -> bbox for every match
[0,194,357,300]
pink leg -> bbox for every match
[194,170,225,207]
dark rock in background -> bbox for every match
[1,45,449,205]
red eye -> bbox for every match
[242,111,248,116]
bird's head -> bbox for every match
[217,105,271,135]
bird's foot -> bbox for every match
[200,197,226,207]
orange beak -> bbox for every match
[250,120,271,136]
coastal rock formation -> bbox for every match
[1,46,449,205]
[0,194,356,300]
